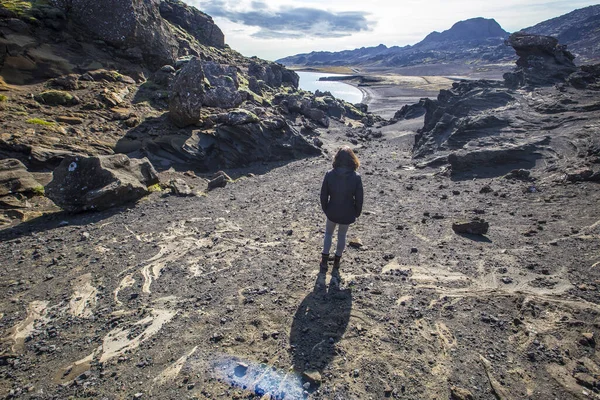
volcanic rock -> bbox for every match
[0,159,42,197]
[393,98,428,120]
[45,154,159,212]
[503,32,577,88]
[169,178,194,196]
[168,57,206,127]
[158,0,225,48]
[452,218,489,235]
[50,0,178,69]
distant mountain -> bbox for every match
[277,17,512,68]
[277,7,600,68]
[522,5,600,63]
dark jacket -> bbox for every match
[320,167,364,225]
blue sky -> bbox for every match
[185,0,600,61]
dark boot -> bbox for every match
[333,255,341,269]
[320,253,329,272]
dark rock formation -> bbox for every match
[523,4,600,64]
[567,64,600,90]
[411,33,600,179]
[46,154,159,212]
[168,58,245,127]
[169,178,194,196]
[51,0,179,69]
[393,98,428,120]
[159,0,225,49]
[169,57,207,127]
[452,218,489,235]
[0,159,42,197]
[503,32,577,88]
[413,80,513,158]
[201,62,244,109]
[248,61,299,90]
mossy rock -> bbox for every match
[34,90,79,106]
[26,117,55,126]
[0,0,50,18]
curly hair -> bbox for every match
[333,146,360,170]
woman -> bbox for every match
[320,146,363,272]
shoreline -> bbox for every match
[290,63,510,119]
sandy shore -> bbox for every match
[347,75,454,119]
[293,63,511,119]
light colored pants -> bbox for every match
[322,219,349,257]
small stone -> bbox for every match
[580,332,595,347]
[501,277,513,284]
[352,369,360,377]
[574,372,597,389]
[410,247,418,253]
[81,232,90,241]
[348,238,363,248]
[452,218,489,235]
[479,185,493,194]
[133,393,143,399]
[302,370,322,386]
[450,386,474,400]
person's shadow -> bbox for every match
[289,268,352,388]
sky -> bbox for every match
[185,0,600,61]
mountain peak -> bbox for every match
[421,17,508,44]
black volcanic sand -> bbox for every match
[1,116,599,399]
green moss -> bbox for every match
[1,0,48,17]
[0,94,8,102]
[31,186,45,196]
[147,183,163,192]
[26,118,55,126]
[34,90,76,106]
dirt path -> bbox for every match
[1,119,599,399]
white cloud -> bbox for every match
[185,0,600,61]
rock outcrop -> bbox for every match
[51,0,179,69]
[168,57,208,127]
[46,154,159,212]
[168,58,245,127]
[159,0,225,49]
[522,4,600,64]
[412,34,600,179]
[503,32,577,88]
[0,158,44,209]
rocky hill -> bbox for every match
[522,4,600,64]
[277,17,512,68]
[0,0,379,223]
[277,7,600,69]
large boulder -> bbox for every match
[159,0,224,48]
[51,0,178,69]
[0,159,42,197]
[503,32,577,88]
[169,59,244,127]
[248,62,299,89]
[202,62,243,108]
[45,154,159,212]
[169,57,206,127]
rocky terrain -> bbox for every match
[277,5,600,73]
[523,5,600,65]
[0,2,600,400]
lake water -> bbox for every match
[296,71,364,104]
